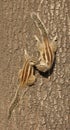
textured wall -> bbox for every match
[0,0,70,130]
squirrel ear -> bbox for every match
[52,35,57,42]
[53,42,57,52]
[24,49,36,66]
[24,49,30,60]
[50,35,57,52]
[50,41,57,53]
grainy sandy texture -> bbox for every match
[0,0,70,130]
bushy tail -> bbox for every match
[8,86,19,119]
[31,12,48,39]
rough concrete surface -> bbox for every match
[0,0,70,130]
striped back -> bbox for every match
[44,39,54,67]
[18,59,35,87]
